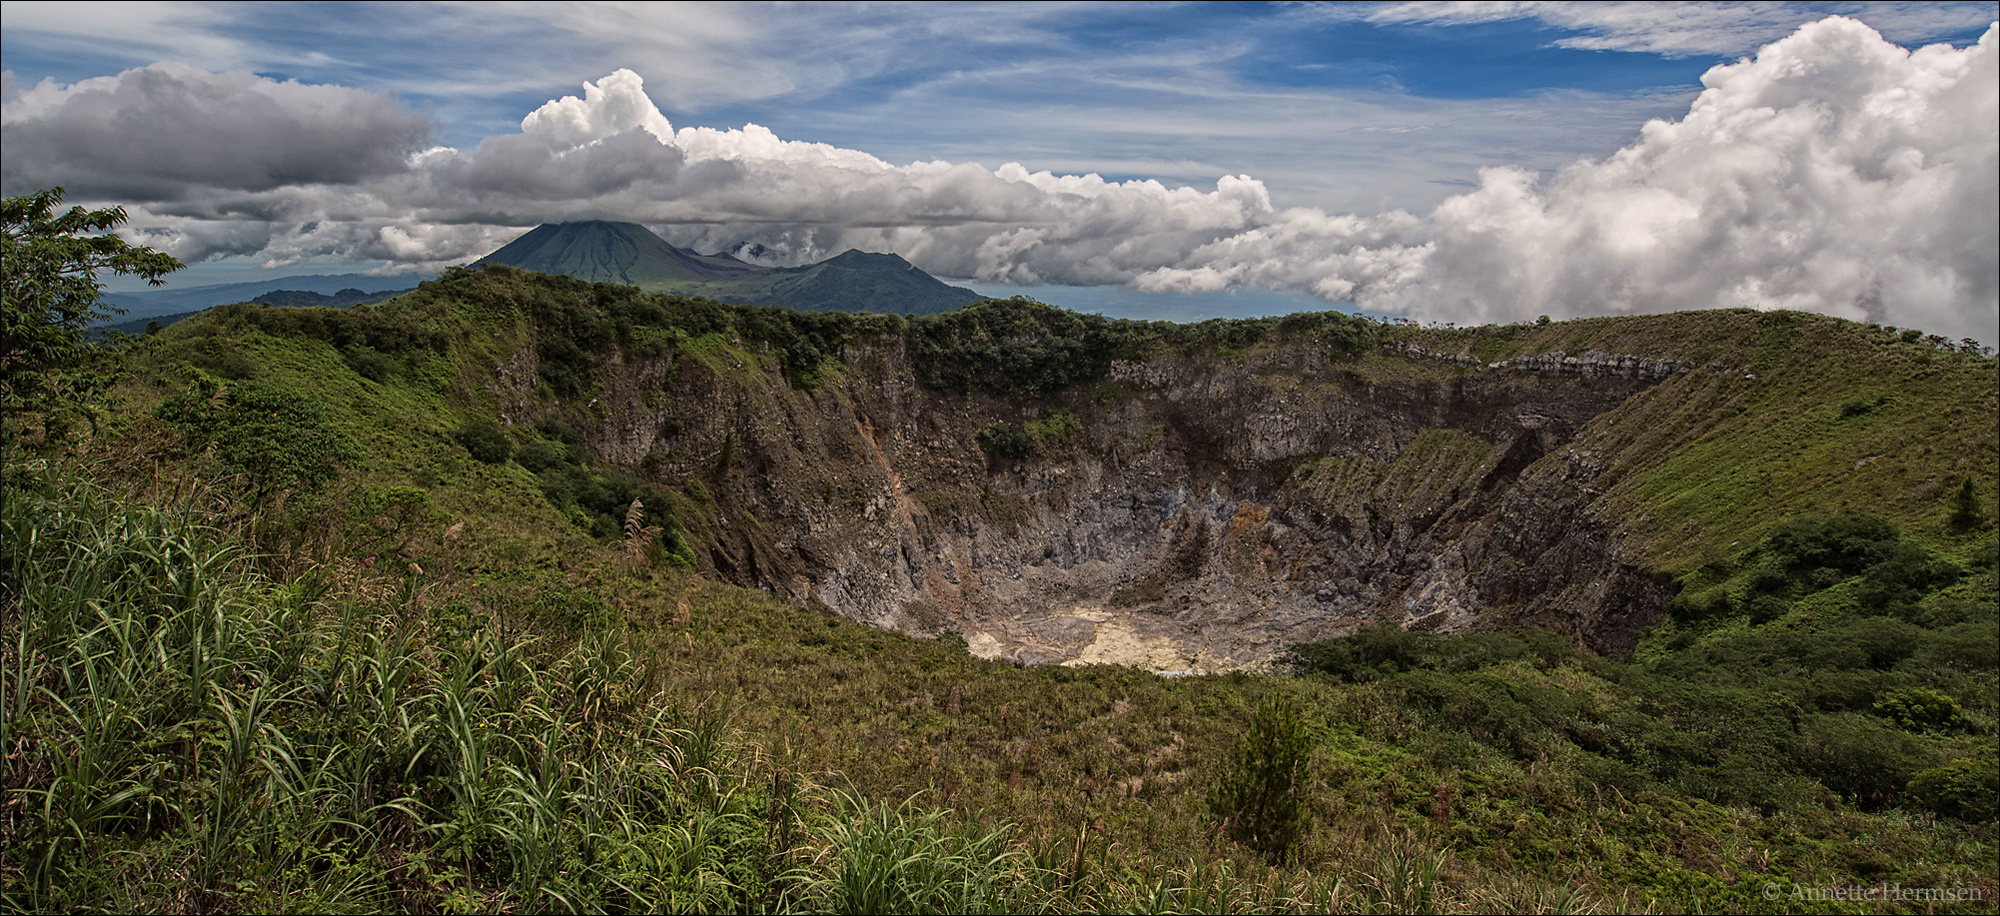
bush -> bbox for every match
[1280,623,1437,682]
[1949,478,1985,531]
[976,422,1034,460]
[156,376,364,509]
[455,418,513,464]
[1854,543,1962,617]
[516,439,566,472]
[1906,756,1999,822]
[1766,513,1901,575]
[1206,694,1313,861]
[1872,687,1969,733]
[1799,713,1943,808]
[1666,588,1734,622]
[342,345,398,382]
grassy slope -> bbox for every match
[13,280,1994,913]
[1378,308,1997,573]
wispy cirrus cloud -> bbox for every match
[1355,0,1996,56]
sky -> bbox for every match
[3,1,1995,342]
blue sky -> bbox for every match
[3,2,1995,339]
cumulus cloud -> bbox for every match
[1377,16,1998,340]
[1,62,434,201]
[2,17,1993,343]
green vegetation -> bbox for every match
[2,188,182,444]
[1206,694,1314,861]
[976,408,1082,460]
[1280,506,1996,829]
[911,297,1381,396]
[155,372,366,514]
[4,196,1995,913]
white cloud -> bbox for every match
[520,69,675,145]
[4,16,1992,343]
[0,62,434,199]
[1374,16,1998,341]
[1360,1,1996,57]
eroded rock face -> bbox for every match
[531,336,1687,668]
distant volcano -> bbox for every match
[477,221,983,315]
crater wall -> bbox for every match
[519,336,1698,667]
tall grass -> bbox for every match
[0,478,783,913]
[4,477,1650,915]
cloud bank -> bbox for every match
[2,16,1993,342]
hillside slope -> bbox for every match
[140,264,1998,667]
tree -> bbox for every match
[1949,477,1984,531]
[1206,693,1314,860]
[2,188,183,441]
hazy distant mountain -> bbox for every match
[101,273,426,319]
[249,288,407,308]
[476,221,983,316]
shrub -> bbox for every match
[1906,756,1999,822]
[1766,513,1901,575]
[976,422,1034,460]
[1855,543,1962,617]
[515,439,566,472]
[1949,478,1985,531]
[455,417,513,464]
[1799,713,1943,808]
[156,376,364,509]
[1206,693,1312,861]
[342,345,397,381]
[1872,687,1969,733]
[1280,623,1440,682]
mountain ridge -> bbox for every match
[475,220,983,315]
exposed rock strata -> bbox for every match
[519,338,1693,668]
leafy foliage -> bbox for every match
[909,297,1382,396]
[155,374,364,510]
[453,417,513,465]
[976,408,1082,460]
[2,188,182,441]
[1907,756,2000,822]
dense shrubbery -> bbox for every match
[1206,694,1313,861]
[155,374,364,511]
[909,298,1126,395]
[910,296,1382,397]
[1283,513,1997,818]
[385,265,1385,400]
[420,265,905,391]
[1671,512,1966,624]
[453,416,513,464]
[976,408,1082,460]
[188,299,449,385]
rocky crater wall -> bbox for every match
[517,337,1692,668]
